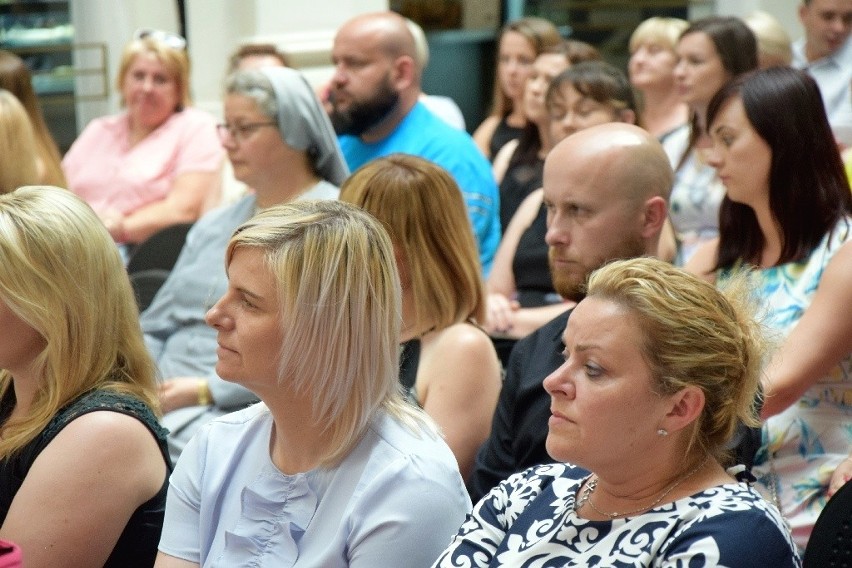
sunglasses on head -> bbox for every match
[133,28,187,51]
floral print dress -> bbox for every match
[718,217,852,551]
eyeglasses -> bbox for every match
[216,121,277,143]
[133,28,187,51]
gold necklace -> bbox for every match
[575,456,710,519]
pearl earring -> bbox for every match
[657,428,669,437]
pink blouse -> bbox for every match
[62,107,224,217]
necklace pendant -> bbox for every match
[578,456,711,520]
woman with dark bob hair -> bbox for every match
[687,66,852,551]
[434,257,799,566]
[668,16,758,263]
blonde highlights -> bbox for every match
[586,257,763,463]
[226,200,429,467]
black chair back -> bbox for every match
[804,479,852,567]
[127,222,193,275]
[126,222,193,312]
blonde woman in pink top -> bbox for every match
[63,30,223,246]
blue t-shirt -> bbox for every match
[435,462,801,567]
[339,103,500,275]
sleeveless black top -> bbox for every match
[489,116,524,161]
[499,157,544,234]
[0,389,171,567]
[512,202,559,307]
[399,339,421,405]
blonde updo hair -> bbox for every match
[744,10,793,68]
[585,257,763,463]
[116,36,191,109]
[629,16,689,54]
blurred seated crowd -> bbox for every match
[0,1,851,566]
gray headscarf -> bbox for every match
[228,66,349,186]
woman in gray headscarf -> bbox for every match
[140,66,349,463]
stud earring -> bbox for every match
[657,428,669,437]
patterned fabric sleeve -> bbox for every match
[434,464,801,568]
[433,463,571,567]
[657,485,802,567]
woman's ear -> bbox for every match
[663,385,705,433]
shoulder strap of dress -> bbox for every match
[42,390,172,471]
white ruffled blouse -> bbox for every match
[158,403,470,567]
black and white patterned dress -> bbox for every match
[434,463,801,567]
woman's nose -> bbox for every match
[542,360,576,398]
[205,296,230,330]
[704,146,722,168]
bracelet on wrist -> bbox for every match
[197,381,212,406]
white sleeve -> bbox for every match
[157,429,207,563]
[347,455,472,568]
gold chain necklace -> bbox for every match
[575,456,710,519]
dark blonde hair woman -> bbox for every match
[62,30,223,247]
[0,187,170,567]
[435,257,799,566]
[340,155,501,481]
[156,200,469,567]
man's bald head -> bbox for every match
[337,12,417,62]
[330,12,421,139]
[546,122,673,205]
[543,123,672,301]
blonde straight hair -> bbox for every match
[0,187,159,458]
[226,200,433,467]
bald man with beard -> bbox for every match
[329,12,500,274]
[469,123,673,500]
